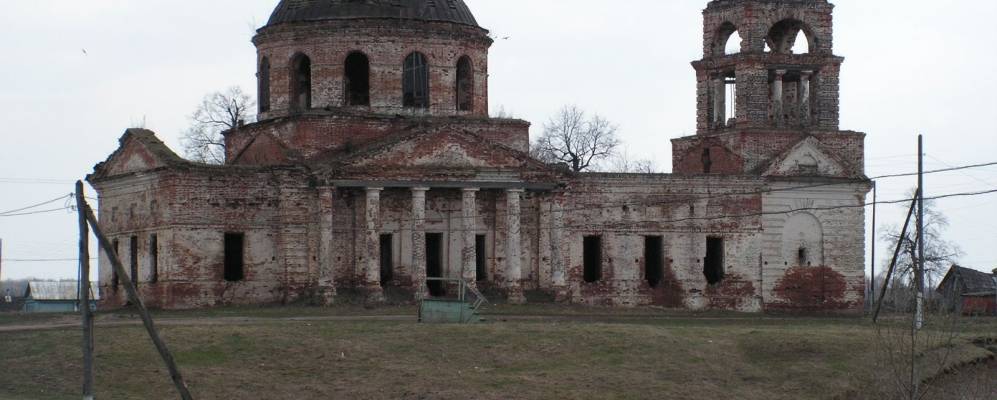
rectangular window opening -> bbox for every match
[149,234,159,284]
[475,235,487,282]
[704,237,725,285]
[129,236,139,288]
[379,234,394,285]
[583,236,603,283]
[645,236,664,288]
[426,233,445,297]
[224,233,245,282]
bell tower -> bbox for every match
[694,0,842,133]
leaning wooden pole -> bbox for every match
[78,191,194,400]
[872,189,919,323]
[75,182,95,400]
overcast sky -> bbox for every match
[1,0,996,283]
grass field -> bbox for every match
[0,306,993,400]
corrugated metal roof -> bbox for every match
[25,282,99,301]
[267,0,480,28]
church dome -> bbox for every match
[267,0,480,28]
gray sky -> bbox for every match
[1,0,995,282]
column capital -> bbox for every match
[800,70,814,78]
[461,187,480,193]
[411,187,431,193]
[506,188,526,194]
[774,69,788,77]
[365,187,384,193]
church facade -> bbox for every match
[89,0,870,312]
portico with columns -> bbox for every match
[314,177,558,303]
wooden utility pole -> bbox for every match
[77,183,194,400]
[76,182,95,400]
[870,181,877,308]
[915,135,925,331]
[872,189,918,323]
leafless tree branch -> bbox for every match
[180,87,255,164]
[530,105,621,172]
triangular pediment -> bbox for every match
[231,132,298,166]
[337,130,546,171]
[91,129,187,180]
[763,136,850,177]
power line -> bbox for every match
[562,188,997,228]
[0,207,72,218]
[872,161,997,180]
[0,194,72,216]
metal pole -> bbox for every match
[76,182,95,400]
[79,193,194,400]
[870,182,877,308]
[915,136,925,331]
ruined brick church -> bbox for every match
[89,0,871,312]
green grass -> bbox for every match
[0,308,993,400]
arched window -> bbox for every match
[344,52,370,106]
[258,57,271,113]
[713,22,741,56]
[767,19,813,54]
[290,53,312,111]
[455,56,473,111]
[403,52,429,109]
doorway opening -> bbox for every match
[379,234,393,285]
[475,235,487,282]
[426,233,445,297]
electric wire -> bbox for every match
[0,194,72,216]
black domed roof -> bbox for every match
[267,0,480,28]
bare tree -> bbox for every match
[880,188,962,292]
[531,105,621,172]
[180,87,255,164]
[610,149,659,173]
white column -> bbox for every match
[713,75,726,126]
[799,70,812,126]
[551,198,567,290]
[411,187,429,299]
[364,187,384,302]
[505,189,526,304]
[461,188,479,285]
[772,69,786,127]
[318,187,336,304]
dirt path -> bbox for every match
[0,315,418,333]
[0,312,845,333]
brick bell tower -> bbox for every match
[673,0,863,177]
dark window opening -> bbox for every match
[129,236,139,288]
[112,239,120,290]
[583,236,603,283]
[645,236,664,288]
[426,233,445,296]
[344,52,370,106]
[456,56,473,111]
[149,234,158,284]
[704,237,725,285]
[797,247,809,266]
[379,234,393,285]
[224,233,245,282]
[259,57,271,113]
[475,234,487,282]
[290,54,312,111]
[403,52,429,109]
[702,148,713,174]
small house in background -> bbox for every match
[936,266,997,316]
[22,282,98,313]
